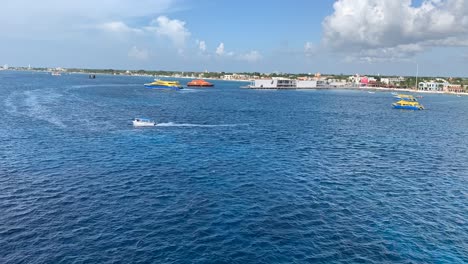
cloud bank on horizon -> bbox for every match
[0,0,467,76]
[323,0,468,63]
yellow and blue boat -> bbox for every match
[144,79,183,90]
[392,100,424,110]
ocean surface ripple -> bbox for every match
[0,71,467,263]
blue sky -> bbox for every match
[1,0,467,76]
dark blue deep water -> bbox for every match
[1,71,467,263]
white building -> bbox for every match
[252,79,295,88]
[223,74,249,80]
[418,81,445,91]
[327,79,348,87]
[381,77,405,85]
[348,75,361,84]
[297,80,319,88]
[249,79,325,89]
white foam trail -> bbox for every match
[4,89,66,128]
[5,87,121,131]
[69,84,139,89]
[4,92,19,115]
[23,90,67,128]
[156,122,247,127]
[179,88,204,93]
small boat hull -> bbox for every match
[144,84,182,90]
[186,79,214,87]
[392,104,424,110]
[187,84,214,87]
[133,118,156,127]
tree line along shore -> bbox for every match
[5,66,468,93]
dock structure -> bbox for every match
[242,79,331,89]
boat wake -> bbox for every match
[5,90,67,128]
[69,84,139,89]
[179,88,205,93]
[4,89,117,131]
[156,122,247,128]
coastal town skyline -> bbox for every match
[1,0,468,76]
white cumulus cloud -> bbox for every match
[98,21,142,34]
[216,43,225,56]
[215,42,259,61]
[149,16,191,47]
[322,0,468,61]
[0,0,177,33]
[196,40,207,52]
[304,42,317,56]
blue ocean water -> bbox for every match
[0,71,467,263]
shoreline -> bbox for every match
[243,85,468,96]
[350,86,468,96]
[3,69,466,96]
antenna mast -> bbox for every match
[415,63,419,90]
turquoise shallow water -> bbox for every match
[0,71,467,263]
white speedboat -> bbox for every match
[132,118,155,127]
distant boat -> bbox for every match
[392,100,424,110]
[368,91,375,94]
[187,79,214,87]
[144,79,183,90]
[51,71,61,76]
[394,94,417,101]
[132,118,156,127]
